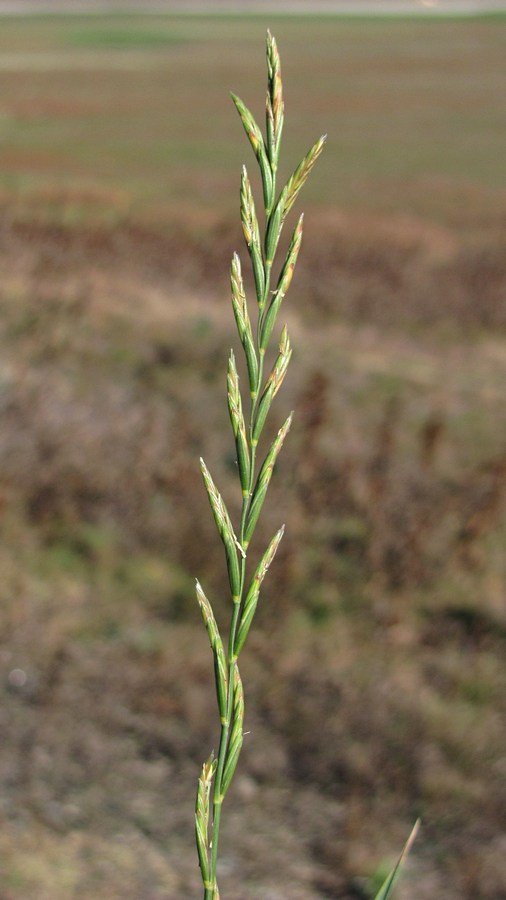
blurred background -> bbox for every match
[0,2,505,898]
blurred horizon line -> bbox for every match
[0,0,506,16]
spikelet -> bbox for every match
[244,414,292,547]
[231,92,274,213]
[230,253,258,397]
[200,458,245,600]
[196,581,228,721]
[252,327,292,446]
[227,351,251,496]
[221,667,245,797]
[195,752,216,885]
[283,134,327,219]
[266,29,284,171]
[261,214,303,351]
[240,167,265,303]
[234,527,285,657]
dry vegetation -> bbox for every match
[0,13,505,900]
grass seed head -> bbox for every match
[196,32,324,898]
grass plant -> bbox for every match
[194,31,417,900]
[195,31,325,900]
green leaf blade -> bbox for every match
[374,820,420,900]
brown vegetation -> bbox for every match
[0,200,505,897]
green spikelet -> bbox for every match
[252,326,292,446]
[244,414,292,547]
[200,458,244,599]
[234,527,285,657]
[196,581,228,722]
[231,92,274,213]
[230,254,258,397]
[195,753,216,886]
[227,351,251,496]
[240,167,265,304]
[260,214,303,351]
[221,668,245,797]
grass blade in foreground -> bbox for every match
[195,31,324,899]
[373,820,421,900]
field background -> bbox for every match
[0,11,505,900]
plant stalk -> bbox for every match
[195,32,324,898]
